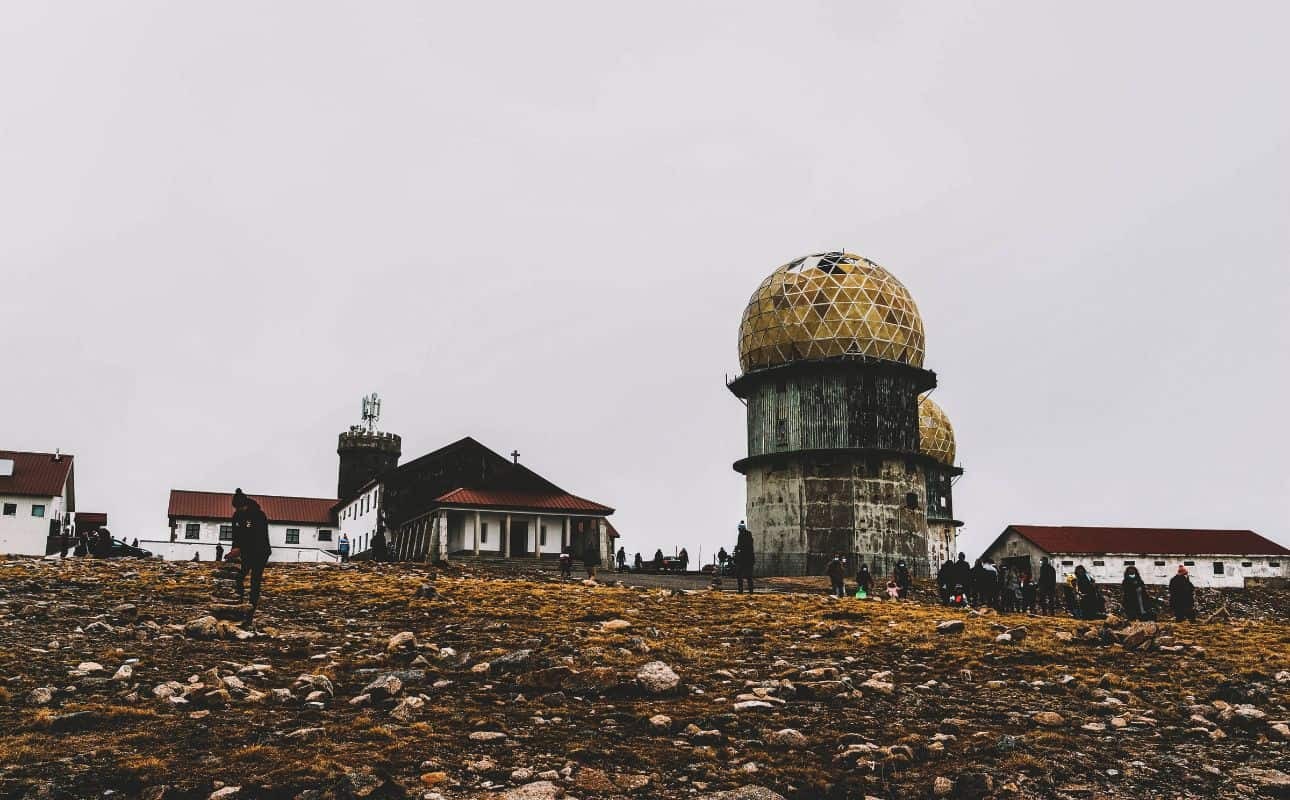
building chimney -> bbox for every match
[54,449,60,461]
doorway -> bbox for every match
[509,521,529,557]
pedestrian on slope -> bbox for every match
[1020,573,1037,614]
[616,547,627,572]
[970,559,988,605]
[1169,565,1197,622]
[215,543,224,563]
[1037,557,1057,615]
[678,547,690,572]
[582,540,599,580]
[1121,565,1153,621]
[733,521,756,594]
[228,488,272,624]
[558,546,573,579]
[855,561,874,598]
[893,560,912,599]
[633,552,643,572]
[826,553,846,598]
[936,558,953,605]
[1062,573,1079,617]
[982,559,1000,609]
[951,552,972,597]
[338,534,350,563]
[1074,565,1105,620]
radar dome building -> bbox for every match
[729,251,963,577]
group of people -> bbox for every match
[827,553,912,599]
[616,547,691,573]
[933,552,1199,622]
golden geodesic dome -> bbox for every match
[918,394,956,466]
[737,251,926,373]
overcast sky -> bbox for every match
[3,1,1287,562]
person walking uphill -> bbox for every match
[826,553,846,597]
[228,489,271,624]
[1037,556,1057,615]
[733,521,756,594]
[1121,565,1154,621]
[1169,565,1197,621]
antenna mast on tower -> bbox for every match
[360,393,382,434]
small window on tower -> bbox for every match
[905,492,918,510]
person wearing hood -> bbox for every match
[1074,565,1105,620]
[826,553,846,597]
[1121,565,1153,621]
[969,559,987,605]
[733,521,756,594]
[1169,565,1197,621]
[855,561,873,598]
[893,560,912,598]
[951,553,972,599]
[228,488,271,623]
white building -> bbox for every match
[0,450,75,556]
[981,525,1290,589]
[150,490,339,562]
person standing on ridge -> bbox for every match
[1037,556,1057,615]
[1169,565,1196,621]
[228,488,271,624]
[616,546,627,572]
[733,521,756,594]
[826,553,846,598]
[338,533,350,563]
[215,542,224,562]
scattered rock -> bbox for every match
[765,728,807,748]
[389,696,425,722]
[1032,711,1065,728]
[935,620,964,634]
[636,661,680,694]
[387,631,417,654]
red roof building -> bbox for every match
[0,450,75,499]
[982,524,1290,588]
[167,490,336,525]
[0,450,76,556]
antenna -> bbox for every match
[360,393,382,434]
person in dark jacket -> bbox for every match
[733,521,755,593]
[1037,557,1057,615]
[893,561,912,598]
[633,552,643,571]
[215,543,224,562]
[678,547,690,572]
[1168,566,1196,621]
[583,540,599,579]
[228,488,271,621]
[969,559,987,605]
[1121,565,1153,621]
[951,553,972,598]
[1074,565,1105,620]
[616,547,627,572]
[856,561,873,597]
[826,553,846,597]
[936,559,953,604]
[1020,573,1037,614]
[558,546,573,579]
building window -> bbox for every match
[1241,561,1252,567]
[905,492,918,510]
[1183,560,1195,566]
[1270,562,1281,568]
[1212,562,1224,575]
[31,504,46,518]
[1092,560,1105,566]
[1154,561,1166,566]
[540,526,547,546]
[2,503,16,516]
[1060,560,1074,566]
[286,529,300,544]
[318,529,333,542]
[219,525,233,541]
[1123,560,1135,566]
[481,522,488,543]
[185,523,200,540]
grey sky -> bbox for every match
[3,1,1287,562]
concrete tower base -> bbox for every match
[745,455,931,578]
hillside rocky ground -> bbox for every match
[0,558,1287,800]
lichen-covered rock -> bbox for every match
[636,661,679,694]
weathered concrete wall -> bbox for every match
[927,520,958,572]
[746,455,931,578]
[745,372,921,457]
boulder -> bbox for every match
[387,631,417,654]
[936,620,965,634]
[361,674,403,700]
[636,661,680,694]
[697,788,787,800]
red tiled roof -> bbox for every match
[168,490,337,525]
[434,488,613,515]
[76,512,108,526]
[1004,525,1290,557]
[0,450,74,498]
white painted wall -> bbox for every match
[0,491,67,556]
[149,518,338,563]
[983,529,1287,588]
[338,485,382,554]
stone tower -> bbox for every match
[336,394,401,501]
[729,251,962,578]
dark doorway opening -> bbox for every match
[510,521,529,556]
[1003,555,1033,580]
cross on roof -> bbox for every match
[510,450,521,464]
